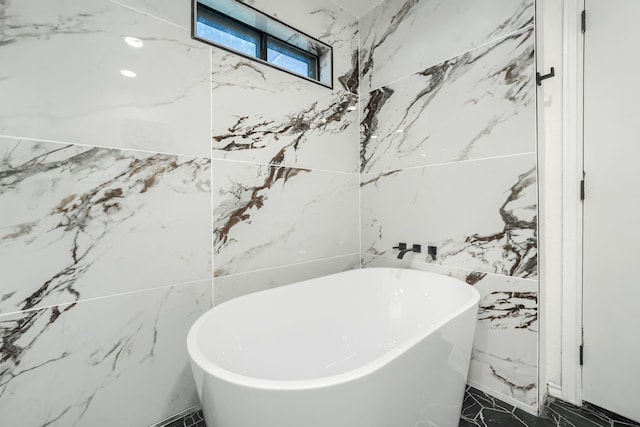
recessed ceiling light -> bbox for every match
[120,69,137,78]
[124,37,144,48]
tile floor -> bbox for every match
[163,409,205,427]
[164,386,640,427]
[460,386,639,427]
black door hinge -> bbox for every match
[582,10,586,33]
[579,345,584,365]
[580,180,585,201]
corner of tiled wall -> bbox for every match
[357,0,539,414]
[0,0,212,425]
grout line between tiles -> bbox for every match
[326,0,358,20]
[0,134,210,161]
[326,0,385,19]
[365,23,536,93]
[211,157,360,176]
[367,253,539,284]
[0,278,213,319]
[214,252,361,279]
[109,0,189,31]
[357,23,363,268]
[355,1,388,20]
[533,3,543,412]
[209,45,215,306]
[361,151,538,177]
[358,176,363,270]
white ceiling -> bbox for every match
[329,0,385,17]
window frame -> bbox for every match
[192,1,332,89]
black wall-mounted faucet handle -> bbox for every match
[395,243,421,260]
[428,245,437,260]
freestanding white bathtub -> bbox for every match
[187,268,480,427]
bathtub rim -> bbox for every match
[187,268,480,391]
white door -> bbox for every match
[583,0,640,422]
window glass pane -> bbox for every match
[267,37,318,79]
[197,7,259,57]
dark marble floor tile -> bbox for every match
[164,409,205,427]
[163,387,639,427]
[460,386,550,427]
[461,387,640,427]
[544,398,640,427]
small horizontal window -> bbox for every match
[192,0,332,88]
[267,36,318,81]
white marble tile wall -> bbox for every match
[210,0,360,172]
[0,138,211,314]
[211,55,359,172]
[213,159,359,277]
[359,0,534,92]
[0,280,211,426]
[361,154,537,279]
[0,0,210,157]
[358,0,538,413]
[361,29,535,173]
[210,0,361,301]
[0,0,212,425]
[112,0,192,29]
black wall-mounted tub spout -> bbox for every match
[394,243,421,259]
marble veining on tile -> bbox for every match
[361,154,537,279]
[212,160,359,277]
[0,138,211,314]
[360,28,535,173]
[212,73,359,172]
[359,0,534,92]
[433,166,537,279]
[210,0,360,173]
[465,271,537,409]
[478,289,537,331]
[468,271,538,409]
[0,280,211,427]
